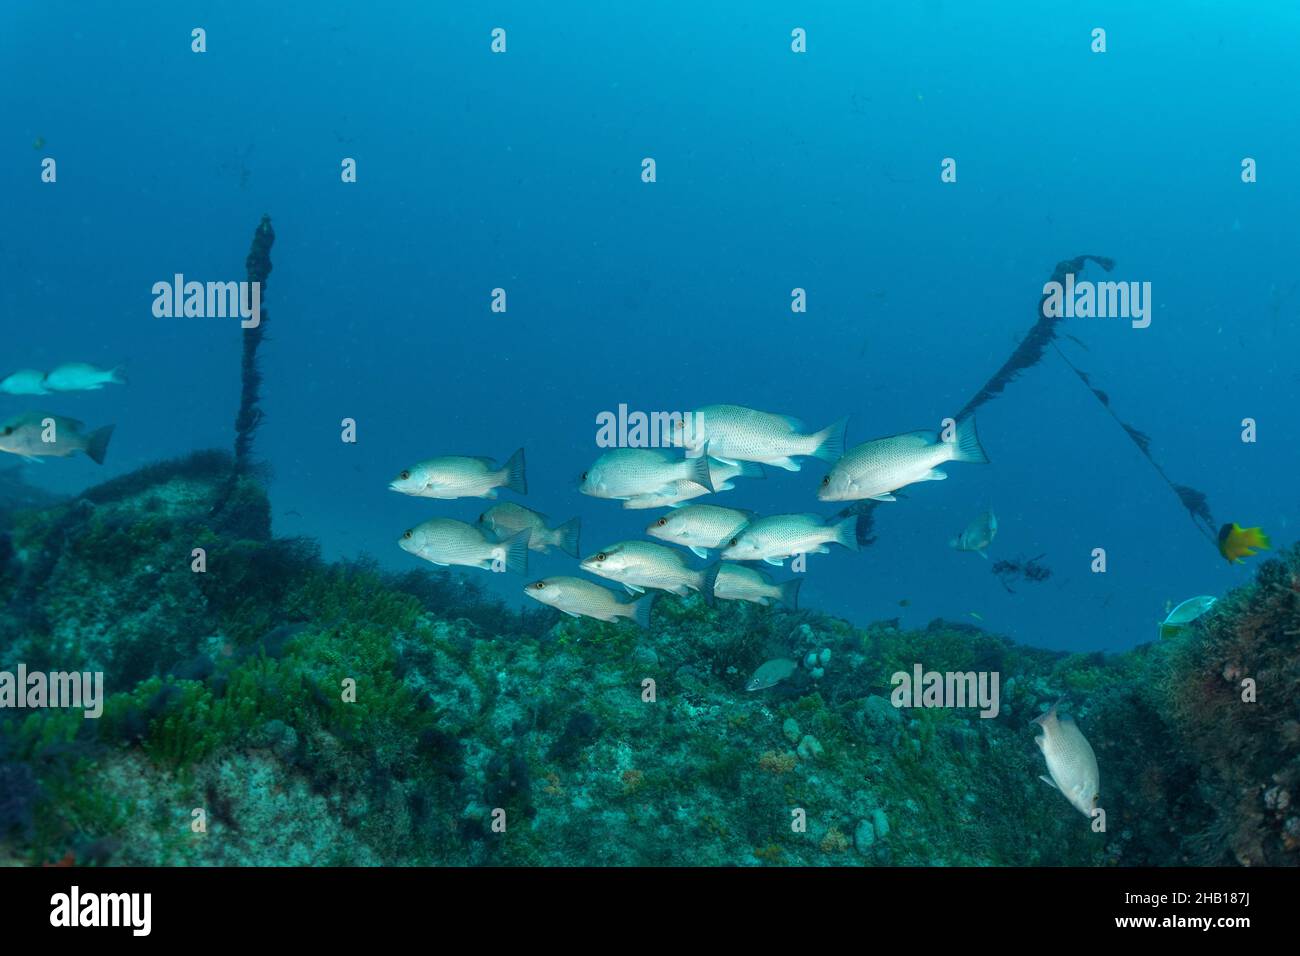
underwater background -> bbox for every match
[1,2,1298,866]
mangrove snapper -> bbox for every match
[524,576,654,628]
[478,502,581,557]
[818,416,988,502]
[43,362,127,392]
[0,411,114,464]
[578,448,712,501]
[0,369,50,396]
[712,564,802,610]
[389,448,526,500]
[678,404,846,472]
[720,513,860,566]
[645,504,754,558]
[398,518,529,575]
[580,540,718,598]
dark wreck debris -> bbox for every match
[235,214,275,474]
[958,254,1115,419]
[959,253,1218,549]
[991,553,1052,593]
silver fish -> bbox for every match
[0,412,114,464]
[950,510,997,559]
[678,404,846,472]
[818,416,988,502]
[645,504,754,558]
[745,657,798,691]
[478,502,581,557]
[578,448,712,501]
[712,564,802,610]
[580,540,718,597]
[42,362,126,392]
[1033,702,1100,818]
[0,369,50,396]
[389,448,526,500]
[398,518,529,575]
[523,576,654,628]
[621,458,763,509]
[720,513,860,566]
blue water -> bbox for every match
[3,1,1297,651]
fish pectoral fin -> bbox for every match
[689,547,710,559]
[562,610,582,618]
[924,469,948,480]
[623,583,645,594]
[977,549,989,560]
[1038,774,1059,791]
[20,456,46,464]
[483,489,499,498]
[870,493,896,502]
[762,557,785,567]
[771,457,801,472]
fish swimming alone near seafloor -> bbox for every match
[42,362,127,392]
[398,518,529,575]
[720,513,860,566]
[1033,701,1100,818]
[523,576,654,628]
[711,564,802,610]
[950,510,997,559]
[745,657,799,691]
[0,369,52,396]
[644,503,754,558]
[818,416,988,502]
[478,502,581,557]
[1217,523,1270,565]
[578,447,713,501]
[676,404,846,472]
[0,412,114,464]
[1158,595,1217,639]
[389,448,526,500]
[580,540,718,598]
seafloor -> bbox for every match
[0,452,1296,866]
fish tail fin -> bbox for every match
[779,577,803,612]
[699,562,721,607]
[553,516,581,558]
[501,447,527,495]
[811,416,848,462]
[631,591,657,629]
[110,364,128,385]
[832,514,860,552]
[1032,699,1063,727]
[951,415,989,464]
[500,530,530,576]
[85,425,115,465]
[688,448,715,492]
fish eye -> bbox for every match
[580,471,588,481]
[821,475,830,485]
[534,581,546,590]
[399,470,410,480]
[402,530,413,539]
[656,518,667,527]
[1,427,10,436]
[729,538,738,547]
[596,552,607,561]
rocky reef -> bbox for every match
[0,453,1296,866]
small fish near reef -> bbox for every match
[950,510,997,559]
[478,502,581,557]
[1158,595,1217,639]
[390,448,526,500]
[398,518,529,575]
[745,657,798,691]
[524,576,654,627]
[1033,701,1100,819]
[0,412,114,464]
[1217,523,1270,565]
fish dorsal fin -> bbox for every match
[1038,775,1059,791]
